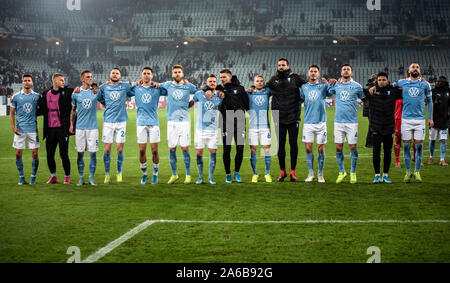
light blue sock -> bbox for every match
[415,143,423,172]
[350,149,358,174]
[31,159,39,177]
[306,152,314,174]
[336,151,345,173]
[264,155,271,175]
[89,152,97,179]
[182,151,191,175]
[196,155,203,178]
[440,140,447,161]
[250,153,257,175]
[429,140,436,158]
[403,142,411,173]
[117,152,124,174]
[209,153,216,178]
[16,157,24,177]
[78,152,85,177]
[153,163,159,175]
[318,152,325,174]
[169,150,177,175]
[140,163,148,175]
[103,151,111,174]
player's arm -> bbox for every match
[425,86,434,127]
[96,85,106,105]
[190,90,202,108]
[239,86,250,111]
[9,105,20,136]
[393,87,403,100]
[69,105,77,134]
[293,74,307,87]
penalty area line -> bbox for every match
[81,218,450,263]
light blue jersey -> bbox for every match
[301,82,332,124]
[329,80,365,123]
[11,90,40,133]
[72,88,99,130]
[130,85,167,126]
[160,81,198,122]
[97,82,134,123]
[247,88,272,129]
[393,79,432,120]
[193,90,222,131]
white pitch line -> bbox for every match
[81,218,450,263]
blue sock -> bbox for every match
[318,152,325,174]
[182,151,191,175]
[415,143,423,172]
[350,149,358,174]
[429,140,436,158]
[16,157,24,177]
[306,152,314,174]
[403,142,411,173]
[440,140,447,161]
[250,153,257,175]
[196,155,203,178]
[336,151,345,173]
[103,151,111,174]
[169,150,177,175]
[140,163,148,175]
[89,152,97,179]
[78,152,85,177]
[117,152,124,174]
[209,153,216,179]
[264,155,271,175]
[31,159,39,177]
[153,163,159,175]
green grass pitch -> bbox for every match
[0,108,448,263]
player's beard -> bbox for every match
[111,78,119,83]
[411,71,420,78]
[343,75,351,80]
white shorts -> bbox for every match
[102,122,127,144]
[334,123,358,144]
[12,132,40,150]
[429,128,448,141]
[167,121,190,148]
[75,129,99,153]
[302,122,327,144]
[248,128,271,146]
[194,129,219,149]
[137,125,160,144]
[401,119,425,141]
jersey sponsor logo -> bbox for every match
[340,90,350,101]
[142,93,152,104]
[172,89,184,100]
[254,95,266,106]
[203,101,215,111]
[82,98,92,109]
[22,103,33,113]
[308,90,319,101]
[408,87,419,97]
[109,91,120,101]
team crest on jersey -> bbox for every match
[288,78,291,83]
[340,90,350,101]
[204,101,215,111]
[254,95,265,106]
[233,90,237,95]
[109,91,120,101]
[142,93,152,104]
[172,89,184,100]
[387,91,391,96]
[22,103,33,113]
[408,87,419,97]
[82,98,92,109]
[308,90,319,101]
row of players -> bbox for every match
[10,61,448,185]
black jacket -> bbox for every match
[38,86,74,139]
[367,85,402,135]
[266,69,306,125]
[363,80,376,117]
[217,75,249,114]
[431,85,450,130]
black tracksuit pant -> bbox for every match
[46,127,71,176]
[372,133,393,175]
[276,122,299,170]
[222,115,246,175]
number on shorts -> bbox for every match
[121,131,125,138]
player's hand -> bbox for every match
[12,127,21,136]
[428,119,434,128]
[218,91,225,99]
[74,87,81,93]
[320,77,328,84]
[153,82,160,88]
[247,86,255,93]
[369,86,376,95]
[188,100,195,108]
[137,80,144,87]
[205,90,213,100]
[337,78,343,83]
[328,78,337,86]
[69,124,74,134]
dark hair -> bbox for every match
[111,67,121,73]
[172,64,183,70]
[342,64,352,70]
[220,69,232,75]
[208,74,217,78]
[91,83,98,87]
[80,70,92,78]
[142,67,153,73]
[22,74,33,79]
[278,58,289,65]
[309,65,320,71]
[377,72,389,79]
[438,76,448,81]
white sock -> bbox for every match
[153,163,159,175]
[383,173,388,178]
[375,174,380,177]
